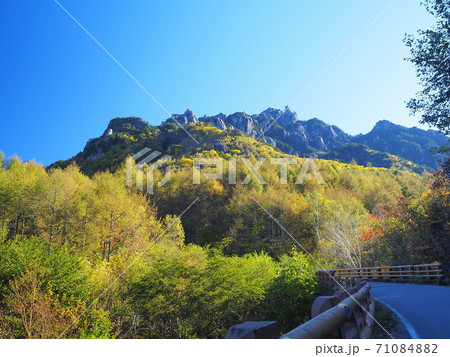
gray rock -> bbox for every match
[203,116,229,130]
[86,148,104,162]
[171,108,199,125]
[226,112,260,138]
[264,136,277,147]
[214,140,228,153]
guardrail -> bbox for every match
[317,263,442,284]
[226,279,375,339]
[281,280,375,339]
[226,263,442,339]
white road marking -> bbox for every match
[374,297,421,339]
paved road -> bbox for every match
[370,282,450,339]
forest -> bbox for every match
[0,147,448,338]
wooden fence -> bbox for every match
[317,263,442,284]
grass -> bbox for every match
[372,300,400,339]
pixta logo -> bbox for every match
[127,148,325,194]
[193,157,325,185]
[126,148,172,194]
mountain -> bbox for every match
[172,107,352,155]
[167,108,447,169]
[50,117,284,175]
[51,108,448,174]
[353,120,447,168]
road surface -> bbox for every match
[370,282,450,339]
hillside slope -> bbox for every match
[50,114,430,175]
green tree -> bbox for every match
[90,171,158,261]
[0,237,111,338]
[405,0,450,169]
[0,158,47,239]
[405,0,450,134]
[263,251,317,333]
[126,246,277,338]
[0,152,5,170]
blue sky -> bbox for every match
[0,0,435,165]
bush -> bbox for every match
[262,251,318,333]
[126,246,276,338]
[0,237,112,338]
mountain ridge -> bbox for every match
[50,107,448,175]
[165,107,447,168]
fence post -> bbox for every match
[311,296,341,338]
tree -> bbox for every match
[0,158,47,240]
[414,172,450,276]
[405,0,450,134]
[405,0,450,170]
[0,237,111,338]
[317,206,364,268]
[364,173,450,273]
[0,152,5,170]
[90,171,159,261]
[263,252,317,332]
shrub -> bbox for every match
[126,247,276,338]
[0,237,112,338]
[262,251,318,333]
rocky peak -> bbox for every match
[184,108,197,123]
[55,108,447,175]
[261,107,283,120]
[226,112,260,138]
[354,119,447,168]
[374,120,396,129]
[261,106,298,124]
[161,108,444,169]
[201,116,229,130]
[103,117,149,136]
[214,113,227,121]
[171,108,199,125]
[301,118,350,146]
